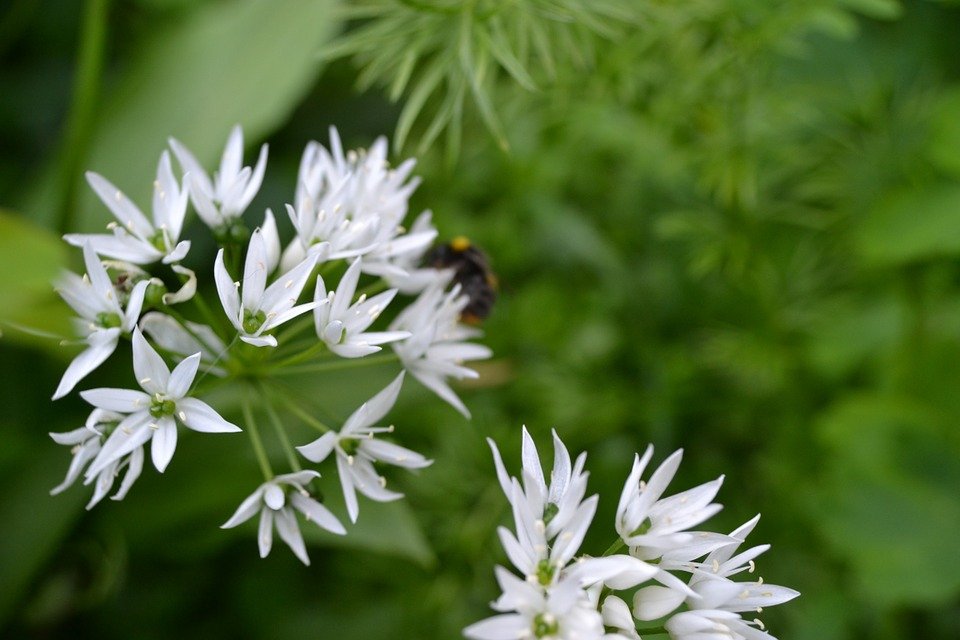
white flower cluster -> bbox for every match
[48,126,492,563]
[466,429,798,640]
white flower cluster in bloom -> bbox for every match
[48,125,492,562]
[465,429,799,640]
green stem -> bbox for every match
[272,387,333,434]
[259,382,302,472]
[602,537,626,557]
[274,314,316,345]
[276,352,400,376]
[270,340,329,371]
[241,391,273,481]
[55,0,111,235]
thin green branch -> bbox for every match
[241,390,273,481]
[259,382,302,472]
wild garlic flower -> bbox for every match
[221,470,346,565]
[81,329,240,477]
[313,258,409,358]
[297,373,431,523]
[52,242,150,399]
[169,124,267,231]
[50,125,493,566]
[214,228,318,347]
[391,281,492,417]
[467,430,798,640]
[464,569,604,640]
[281,128,435,272]
[64,152,190,265]
[50,409,145,509]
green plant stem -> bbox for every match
[274,313,315,345]
[55,0,111,235]
[272,387,333,434]
[259,382,302,472]
[602,537,626,557]
[241,391,273,481]
[276,352,400,376]
[270,340,329,371]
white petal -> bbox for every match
[80,387,151,413]
[214,249,241,329]
[52,329,119,399]
[291,493,346,535]
[86,172,153,239]
[463,614,529,640]
[261,208,281,274]
[242,230,269,311]
[335,454,360,523]
[361,439,431,469]
[132,328,170,394]
[167,352,201,398]
[150,417,178,472]
[633,585,686,621]
[177,397,241,432]
[222,487,265,529]
[296,432,337,463]
[239,334,278,348]
[112,445,144,500]
[258,508,274,558]
[274,507,310,565]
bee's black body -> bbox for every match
[426,237,498,324]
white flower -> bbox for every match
[81,328,241,477]
[64,152,190,265]
[52,242,150,399]
[280,128,435,273]
[616,446,724,559]
[465,568,604,640]
[647,516,799,638]
[221,470,346,565]
[214,228,319,347]
[49,409,146,509]
[390,280,492,417]
[296,372,431,523]
[313,258,410,358]
[169,124,267,229]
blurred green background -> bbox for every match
[2,0,960,638]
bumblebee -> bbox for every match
[425,236,498,324]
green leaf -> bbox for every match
[855,184,960,266]
[0,210,71,347]
[927,87,960,178]
[30,0,341,232]
[815,395,960,606]
[839,0,903,20]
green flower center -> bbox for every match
[340,438,361,456]
[532,613,559,638]
[535,559,555,586]
[242,309,267,334]
[149,396,177,418]
[149,229,168,252]
[96,312,122,329]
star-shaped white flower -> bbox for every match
[390,280,492,418]
[313,258,410,358]
[64,152,190,265]
[221,470,346,565]
[81,329,241,477]
[50,409,146,510]
[52,242,150,399]
[169,124,268,229]
[214,228,319,347]
[296,372,431,523]
[464,568,604,640]
[616,446,724,559]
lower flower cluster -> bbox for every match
[465,430,798,640]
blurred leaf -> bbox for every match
[815,395,960,606]
[0,209,71,347]
[839,0,903,20]
[805,295,902,379]
[31,0,341,232]
[855,184,960,266]
[927,87,960,178]
[0,448,88,626]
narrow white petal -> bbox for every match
[150,417,178,472]
[80,387,151,413]
[214,249,241,329]
[258,508,274,558]
[242,230,268,311]
[51,329,119,399]
[291,493,346,535]
[132,328,170,394]
[222,488,266,528]
[167,352,201,398]
[633,585,687,621]
[274,507,310,565]
[296,432,337,463]
[177,397,241,433]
